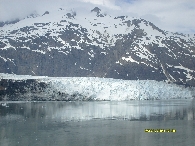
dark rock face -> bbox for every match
[0,7,195,87]
[91,7,101,14]
[66,13,74,19]
[114,16,126,20]
[0,19,20,27]
[0,79,48,101]
[91,7,105,17]
[26,13,39,18]
[42,11,49,16]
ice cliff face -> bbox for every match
[44,77,193,100]
[0,6,195,87]
[0,74,194,101]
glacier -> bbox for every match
[0,73,194,101]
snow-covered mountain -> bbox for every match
[0,6,195,87]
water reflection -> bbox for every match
[0,99,195,121]
[0,99,195,146]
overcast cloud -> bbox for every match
[0,0,194,34]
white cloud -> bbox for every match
[80,0,120,10]
[117,0,195,34]
[0,0,194,34]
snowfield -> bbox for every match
[0,73,194,101]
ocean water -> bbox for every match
[0,99,195,146]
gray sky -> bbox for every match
[0,0,194,34]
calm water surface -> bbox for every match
[0,99,195,146]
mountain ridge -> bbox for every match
[0,6,195,87]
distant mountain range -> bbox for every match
[0,7,195,87]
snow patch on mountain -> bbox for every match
[122,56,139,64]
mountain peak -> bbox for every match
[91,7,101,14]
[91,7,104,17]
[42,11,49,16]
